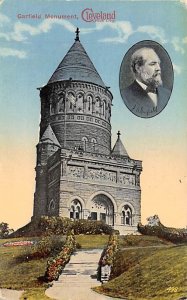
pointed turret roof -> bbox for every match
[48,28,106,88]
[111,131,128,157]
[40,124,61,147]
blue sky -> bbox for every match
[0,0,187,229]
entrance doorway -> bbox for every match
[89,194,114,225]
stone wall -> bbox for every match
[39,81,112,154]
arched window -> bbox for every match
[50,93,58,114]
[102,100,106,117]
[67,92,76,110]
[95,97,101,115]
[48,199,55,212]
[121,205,132,225]
[58,97,65,112]
[70,199,82,219]
[91,138,97,152]
[82,137,88,151]
[87,95,93,112]
[76,92,84,112]
[108,104,111,121]
[51,101,56,115]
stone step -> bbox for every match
[63,267,98,272]
[54,279,99,285]
[53,277,100,286]
[70,260,100,264]
[62,271,97,275]
[58,275,97,280]
[65,262,99,265]
[55,280,97,284]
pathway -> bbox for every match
[45,249,122,300]
[0,289,23,300]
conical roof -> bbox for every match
[111,131,128,157]
[40,124,61,147]
[48,38,106,88]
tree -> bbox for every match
[0,222,14,238]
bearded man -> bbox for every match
[122,47,170,118]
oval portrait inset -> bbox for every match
[119,40,173,118]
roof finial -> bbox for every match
[75,27,80,41]
[117,131,121,138]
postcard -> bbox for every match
[0,0,186,299]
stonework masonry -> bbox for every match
[33,30,142,234]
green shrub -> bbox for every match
[71,219,113,235]
[138,222,187,244]
[38,216,113,236]
[11,216,114,237]
[99,234,119,267]
[97,234,119,281]
[44,231,76,282]
[29,235,64,259]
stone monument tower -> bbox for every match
[33,28,142,234]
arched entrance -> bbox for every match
[89,194,114,225]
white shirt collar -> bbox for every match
[136,79,147,91]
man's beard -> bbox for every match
[141,72,163,89]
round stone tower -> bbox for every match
[39,29,113,155]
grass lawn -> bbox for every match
[75,234,109,249]
[118,234,173,248]
[94,244,187,300]
[0,236,58,299]
[1,234,185,300]
[0,234,108,299]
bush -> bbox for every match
[29,236,65,259]
[14,236,65,264]
[44,231,76,282]
[38,216,113,236]
[138,222,187,244]
[97,234,119,282]
[99,234,119,267]
[71,219,113,235]
[31,236,52,258]
[11,216,114,237]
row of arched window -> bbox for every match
[81,137,97,152]
[50,91,111,120]
[69,199,133,226]
[48,198,133,226]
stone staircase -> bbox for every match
[45,249,108,300]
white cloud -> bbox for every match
[182,36,187,44]
[171,37,185,54]
[38,19,76,34]
[85,22,167,45]
[97,21,134,43]
[180,0,187,9]
[173,63,182,75]
[0,19,76,42]
[0,32,11,41]
[0,12,10,26]
[0,47,27,59]
[137,25,167,44]
[0,15,186,60]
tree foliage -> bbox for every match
[0,222,14,238]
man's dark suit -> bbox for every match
[122,80,171,118]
